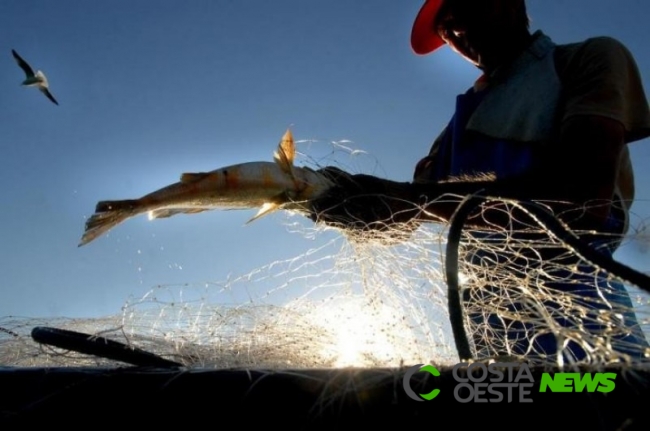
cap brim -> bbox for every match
[410,0,445,55]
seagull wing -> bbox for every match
[11,49,35,77]
[40,87,59,106]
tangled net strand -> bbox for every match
[0,141,648,370]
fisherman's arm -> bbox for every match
[308,117,623,234]
[307,167,510,231]
[530,115,625,229]
[544,36,650,230]
[307,167,426,232]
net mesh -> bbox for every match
[0,140,648,370]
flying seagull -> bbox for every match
[11,49,59,106]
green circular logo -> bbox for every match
[403,364,441,401]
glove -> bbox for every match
[308,166,423,235]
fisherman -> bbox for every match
[308,0,650,362]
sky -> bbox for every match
[0,0,649,320]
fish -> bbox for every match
[12,49,59,106]
[78,129,334,246]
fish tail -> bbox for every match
[79,199,140,247]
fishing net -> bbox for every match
[447,197,650,367]
[0,223,457,368]
[1,141,649,370]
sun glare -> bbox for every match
[311,298,413,368]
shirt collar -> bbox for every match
[473,30,556,90]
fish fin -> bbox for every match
[148,208,207,220]
[245,202,281,224]
[180,172,211,183]
[273,128,295,176]
[79,200,139,247]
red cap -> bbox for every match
[411,0,446,55]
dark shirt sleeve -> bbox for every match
[555,36,650,143]
[555,37,650,220]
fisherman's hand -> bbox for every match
[308,167,423,233]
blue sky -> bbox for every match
[0,0,649,319]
